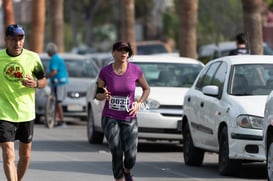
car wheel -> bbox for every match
[44,94,56,129]
[267,140,273,181]
[183,122,204,166]
[87,106,104,144]
[218,127,241,176]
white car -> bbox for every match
[182,55,273,176]
[86,55,204,144]
[198,41,273,61]
[263,89,273,181]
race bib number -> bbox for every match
[109,96,130,111]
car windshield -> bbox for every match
[65,59,98,78]
[41,57,98,78]
[228,64,273,96]
[137,44,168,55]
[134,62,203,87]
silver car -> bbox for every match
[35,53,99,123]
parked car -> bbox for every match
[86,55,204,144]
[35,53,99,123]
[136,40,169,55]
[263,88,273,181]
[85,52,112,69]
[71,45,96,55]
[182,55,273,176]
[198,41,273,63]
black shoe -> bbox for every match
[55,121,67,128]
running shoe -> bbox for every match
[55,121,67,128]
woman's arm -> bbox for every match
[129,74,150,116]
[95,78,110,100]
[137,74,150,103]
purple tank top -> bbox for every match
[99,62,142,121]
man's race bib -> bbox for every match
[109,96,130,112]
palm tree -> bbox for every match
[2,0,15,29]
[120,0,136,53]
[179,0,198,58]
[242,0,263,55]
[49,0,64,52]
[29,0,45,53]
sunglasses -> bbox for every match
[116,47,130,52]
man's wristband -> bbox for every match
[35,80,39,88]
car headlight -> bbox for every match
[145,98,160,109]
[236,115,264,129]
[135,96,160,110]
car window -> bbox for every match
[134,62,203,87]
[66,59,98,78]
[219,49,232,57]
[211,62,227,97]
[195,62,222,90]
[228,64,273,95]
[263,44,273,55]
[137,44,168,55]
[41,58,49,71]
[41,56,98,78]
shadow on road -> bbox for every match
[138,141,182,152]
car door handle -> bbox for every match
[200,102,204,107]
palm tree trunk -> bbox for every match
[179,0,198,58]
[120,0,136,53]
[29,0,45,53]
[2,0,15,29]
[49,0,64,52]
[242,0,263,55]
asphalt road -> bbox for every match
[0,120,268,181]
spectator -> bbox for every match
[229,33,249,55]
[46,42,69,127]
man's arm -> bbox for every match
[36,77,47,89]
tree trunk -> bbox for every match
[29,0,45,53]
[120,0,136,54]
[49,0,64,52]
[179,0,198,58]
[242,0,263,55]
[2,0,15,29]
[84,0,101,48]
[69,0,78,48]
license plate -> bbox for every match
[67,104,83,111]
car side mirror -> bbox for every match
[202,85,219,97]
